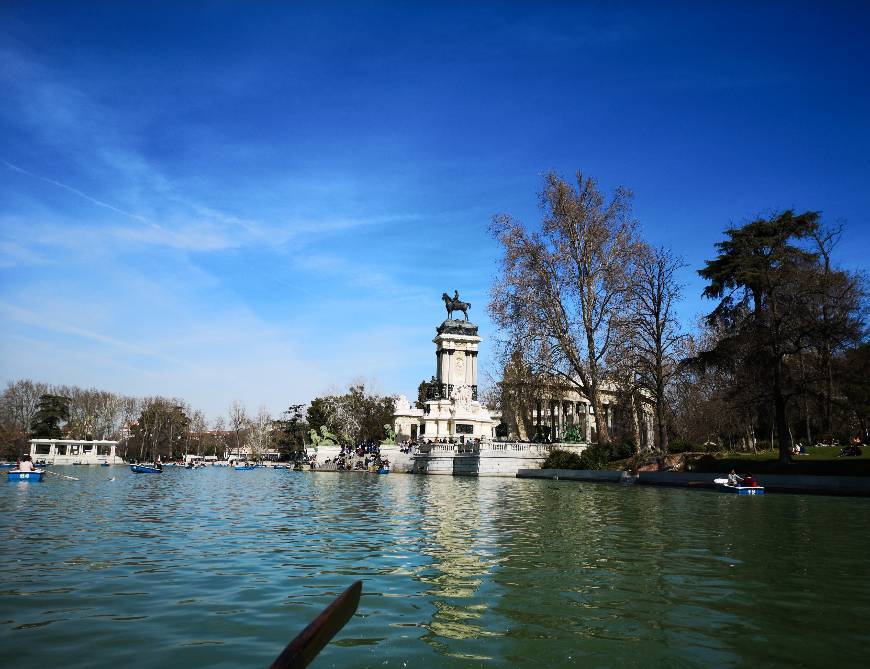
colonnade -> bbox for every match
[436,348,478,395]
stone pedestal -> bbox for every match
[419,319,493,441]
[392,304,497,460]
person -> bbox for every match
[744,473,757,487]
[727,469,743,486]
[18,455,36,472]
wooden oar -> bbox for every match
[268,580,362,669]
[44,470,80,481]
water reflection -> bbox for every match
[415,478,500,651]
[2,468,870,668]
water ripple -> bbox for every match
[2,468,870,667]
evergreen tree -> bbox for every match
[697,210,864,462]
[274,404,307,461]
[30,394,70,438]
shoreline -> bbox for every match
[518,469,870,498]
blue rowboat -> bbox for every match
[718,483,764,495]
[7,470,45,482]
[234,465,257,470]
[273,464,287,469]
[377,467,390,475]
[130,464,162,474]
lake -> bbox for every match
[2,467,869,667]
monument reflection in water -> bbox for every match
[416,477,502,657]
[3,460,870,668]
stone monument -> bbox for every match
[393,291,495,443]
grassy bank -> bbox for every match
[684,446,870,476]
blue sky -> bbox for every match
[1,2,868,420]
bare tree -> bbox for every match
[228,401,250,460]
[249,406,273,461]
[1,380,50,433]
[189,409,208,456]
[60,386,126,440]
[625,245,689,453]
[489,171,643,445]
[212,416,229,459]
[0,380,50,458]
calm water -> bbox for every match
[2,467,869,668]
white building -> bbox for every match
[30,439,123,465]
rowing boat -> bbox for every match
[715,480,764,495]
[7,469,45,482]
[130,464,162,474]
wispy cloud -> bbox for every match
[0,42,491,418]
[0,302,183,365]
[3,159,149,223]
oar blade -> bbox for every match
[268,580,362,669]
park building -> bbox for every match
[497,379,655,449]
[29,438,123,465]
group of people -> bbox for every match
[839,437,864,457]
[309,441,389,471]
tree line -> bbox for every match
[0,379,396,462]
[489,171,867,464]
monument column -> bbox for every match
[445,350,452,395]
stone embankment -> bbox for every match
[518,469,870,497]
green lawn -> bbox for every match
[721,446,870,462]
[686,445,870,475]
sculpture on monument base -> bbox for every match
[381,423,397,445]
[562,424,583,443]
[453,384,473,410]
[442,289,471,321]
[308,425,339,448]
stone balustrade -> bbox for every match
[410,440,588,477]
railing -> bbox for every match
[413,441,578,456]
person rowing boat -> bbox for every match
[17,455,36,472]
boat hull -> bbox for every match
[234,465,256,470]
[719,484,764,495]
[7,470,45,482]
[130,465,162,474]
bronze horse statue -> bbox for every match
[442,291,471,321]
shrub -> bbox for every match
[668,438,695,454]
[541,448,583,470]
[579,444,610,470]
[611,439,634,460]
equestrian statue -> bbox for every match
[442,290,471,321]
